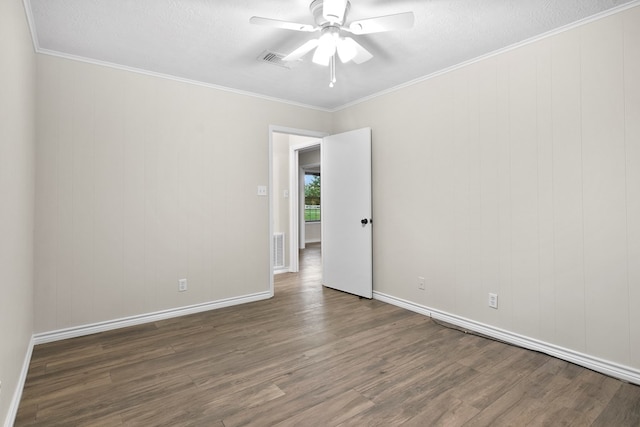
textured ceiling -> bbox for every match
[27,0,638,110]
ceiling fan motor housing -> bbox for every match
[310,0,351,26]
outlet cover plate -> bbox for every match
[178,279,188,292]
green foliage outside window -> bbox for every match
[305,174,320,222]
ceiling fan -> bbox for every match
[250,0,414,87]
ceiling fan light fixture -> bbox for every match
[337,37,357,63]
[251,1,413,84]
[312,31,337,66]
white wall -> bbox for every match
[34,55,332,333]
[305,222,321,244]
[0,0,35,423]
[334,6,640,371]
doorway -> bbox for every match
[269,126,373,299]
[269,126,325,296]
[299,158,321,251]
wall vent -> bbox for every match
[258,50,293,69]
[273,232,285,269]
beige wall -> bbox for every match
[0,0,35,422]
[34,55,332,333]
[335,7,640,370]
[272,132,290,269]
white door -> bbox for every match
[322,127,372,298]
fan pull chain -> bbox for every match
[329,54,337,87]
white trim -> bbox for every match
[373,291,640,386]
[21,0,330,112]
[22,0,39,52]
[4,337,34,427]
[33,291,270,345]
[34,49,332,113]
[23,0,640,112]
[298,165,305,252]
[335,0,640,112]
[290,149,301,266]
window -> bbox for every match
[304,172,320,222]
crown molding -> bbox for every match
[333,0,640,112]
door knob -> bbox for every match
[361,218,369,225]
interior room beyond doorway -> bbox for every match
[271,131,322,277]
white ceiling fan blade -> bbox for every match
[323,0,348,24]
[283,39,320,61]
[348,38,373,64]
[348,12,415,35]
[249,16,316,32]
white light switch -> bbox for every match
[257,185,268,196]
[488,293,498,309]
[283,189,289,198]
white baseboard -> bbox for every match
[4,336,34,427]
[373,291,640,386]
[33,291,271,345]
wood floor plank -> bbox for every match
[396,392,480,427]
[15,243,640,426]
[274,389,375,427]
[591,381,640,426]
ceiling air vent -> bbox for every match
[258,50,294,69]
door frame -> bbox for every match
[269,125,327,296]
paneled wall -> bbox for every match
[35,55,331,333]
[0,0,35,423]
[334,7,640,370]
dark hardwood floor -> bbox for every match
[16,243,640,426]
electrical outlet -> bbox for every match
[488,293,498,309]
[418,276,425,290]
[178,278,188,292]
